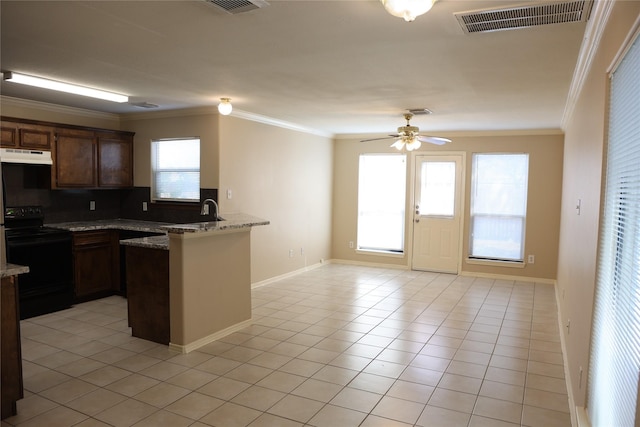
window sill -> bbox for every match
[465,258,525,269]
[356,249,405,258]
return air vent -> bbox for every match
[455,0,593,34]
[203,0,269,14]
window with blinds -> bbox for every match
[469,153,529,261]
[151,137,200,202]
[357,154,406,253]
[587,31,640,426]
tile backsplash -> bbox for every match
[2,163,217,224]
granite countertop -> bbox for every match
[47,219,171,234]
[120,235,169,250]
[1,263,30,279]
[162,213,269,234]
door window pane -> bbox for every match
[357,154,406,253]
[470,153,529,261]
[420,161,455,217]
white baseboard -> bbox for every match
[168,318,253,354]
[459,270,556,285]
[329,258,410,270]
[251,261,326,289]
[576,406,590,427]
[554,276,579,427]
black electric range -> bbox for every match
[4,206,73,319]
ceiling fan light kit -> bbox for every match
[380,0,437,22]
[360,112,451,151]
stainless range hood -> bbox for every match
[0,147,53,165]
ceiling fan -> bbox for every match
[361,113,451,151]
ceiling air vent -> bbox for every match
[455,0,593,34]
[203,0,269,14]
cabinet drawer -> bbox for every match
[73,230,112,247]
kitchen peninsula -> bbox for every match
[52,213,268,353]
[162,213,269,353]
[120,213,269,353]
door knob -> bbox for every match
[415,218,420,223]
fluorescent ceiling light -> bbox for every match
[3,71,129,103]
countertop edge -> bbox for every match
[1,263,30,278]
[162,213,270,234]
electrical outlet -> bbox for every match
[142,201,148,211]
[203,204,209,215]
[289,249,294,258]
[349,241,354,249]
[89,200,95,211]
[527,255,535,264]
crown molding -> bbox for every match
[231,109,333,138]
[336,128,564,141]
[561,0,615,129]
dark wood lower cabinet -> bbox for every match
[1,275,23,420]
[73,230,119,302]
[125,246,170,344]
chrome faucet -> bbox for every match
[200,198,220,220]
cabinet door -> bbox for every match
[54,130,97,188]
[19,124,53,149]
[1,276,23,420]
[73,231,118,301]
[0,121,18,148]
[98,133,133,188]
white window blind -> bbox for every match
[469,153,529,261]
[587,32,640,427]
[357,154,406,253]
[151,138,200,202]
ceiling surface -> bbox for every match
[0,0,589,136]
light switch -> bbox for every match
[227,189,232,199]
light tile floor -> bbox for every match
[2,264,572,427]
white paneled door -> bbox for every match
[412,154,464,273]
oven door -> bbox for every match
[6,232,73,319]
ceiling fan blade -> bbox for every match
[417,135,451,145]
[360,134,400,143]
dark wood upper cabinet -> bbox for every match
[1,120,53,149]
[0,117,135,190]
[53,129,97,188]
[98,132,133,188]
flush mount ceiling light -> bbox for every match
[218,98,232,115]
[380,0,438,22]
[2,71,128,103]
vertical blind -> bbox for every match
[588,32,640,426]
